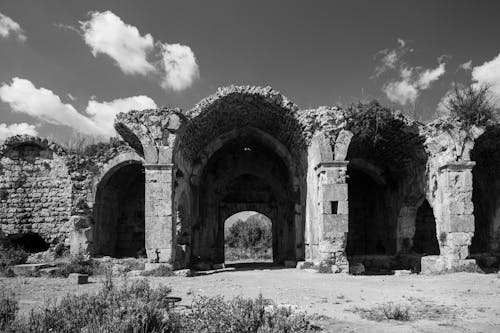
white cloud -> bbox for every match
[86,95,156,134]
[383,78,419,106]
[374,38,411,77]
[0,77,156,137]
[383,63,446,106]
[459,60,472,71]
[0,78,99,134]
[436,89,453,116]
[417,63,446,89]
[0,12,26,41]
[160,43,199,91]
[80,11,155,75]
[472,53,500,106]
[0,123,37,141]
[79,11,199,91]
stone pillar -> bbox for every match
[316,161,349,272]
[422,162,478,273]
[144,163,174,263]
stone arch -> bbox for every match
[343,104,427,270]
[92,158,145,258]
[172,86,309,269]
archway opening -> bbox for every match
[191,134,299,269]
[344,104,427,272]
[93,162,145,258]
[470,126,500,270]
[413,200,439,255]
[8,233,50,253]
[224,211,272,264]
[346,166,394,256]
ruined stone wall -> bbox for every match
[0,137,72,247]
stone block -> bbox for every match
[68,273,88,284]
[284,260,296,268]
[157,147,172,164]
[420,255,446,274]
[321,184,348,201]
[323,214,348,233]
[143,145,158,163]
[394,270,412,276]
[12,263,51,276]
[449,215,475,232]
[337,200,348,215]
[39,267,61,277]
[174,269,193,277]
[296,261,314,270]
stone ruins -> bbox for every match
[1,85,499,274]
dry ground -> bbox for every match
[1,265,500,332]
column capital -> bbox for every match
[144,163,174,170]
[438,161,475,173]
[314,160,349,171]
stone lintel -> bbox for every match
[314,160,349,171]
[144,163,173,170]
[438,161,476,172]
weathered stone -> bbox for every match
[68,273,88,284]
[284,260,297,268]
[12,263,51,276]
[174,269,193,277]
[39,267,61,277]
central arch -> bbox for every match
[173,86,308,269]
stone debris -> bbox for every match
[68,273,88,284]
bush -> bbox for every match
[181,295,316,333]
[0,292,18,330]
[0,245,28,277]
[55,255,99,277]
[1,279,317,332]
[352,302,411,322]
[445,85,498,127]
[344,101,397,143]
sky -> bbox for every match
[1,0,500,143]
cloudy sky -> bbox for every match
[1,0,500,142]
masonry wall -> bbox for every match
[0,143,72,247]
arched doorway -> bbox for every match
[173,87,308,269]
[93,162,145,258]
[224,211,272,264]
[344,102,427,271]
[193,138,297,266]
[470,126,500,269]
[413,200,439,255]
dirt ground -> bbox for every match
[1,265,500,333]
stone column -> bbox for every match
[144,163,174,263]
[316,160,349,272]
[422,162,478,273]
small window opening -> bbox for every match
[330,201,338,214]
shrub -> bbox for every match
[352,302,411,322]
[55,254,99,277]
[1,280,317,332]
[344,101,397,143]
[181,294,316,333]
[0,292,18,330]
[0,245,29,266]
[445,85,498,127]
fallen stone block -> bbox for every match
[420,255,446,274]
[39,267,61,278]
[12,263,51,276]
[174,269,193,277]
[126,270,144,277]
[145,263,173,271]
[284,260,296,268]
[68,273,88,284]
[394,270,412,276]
